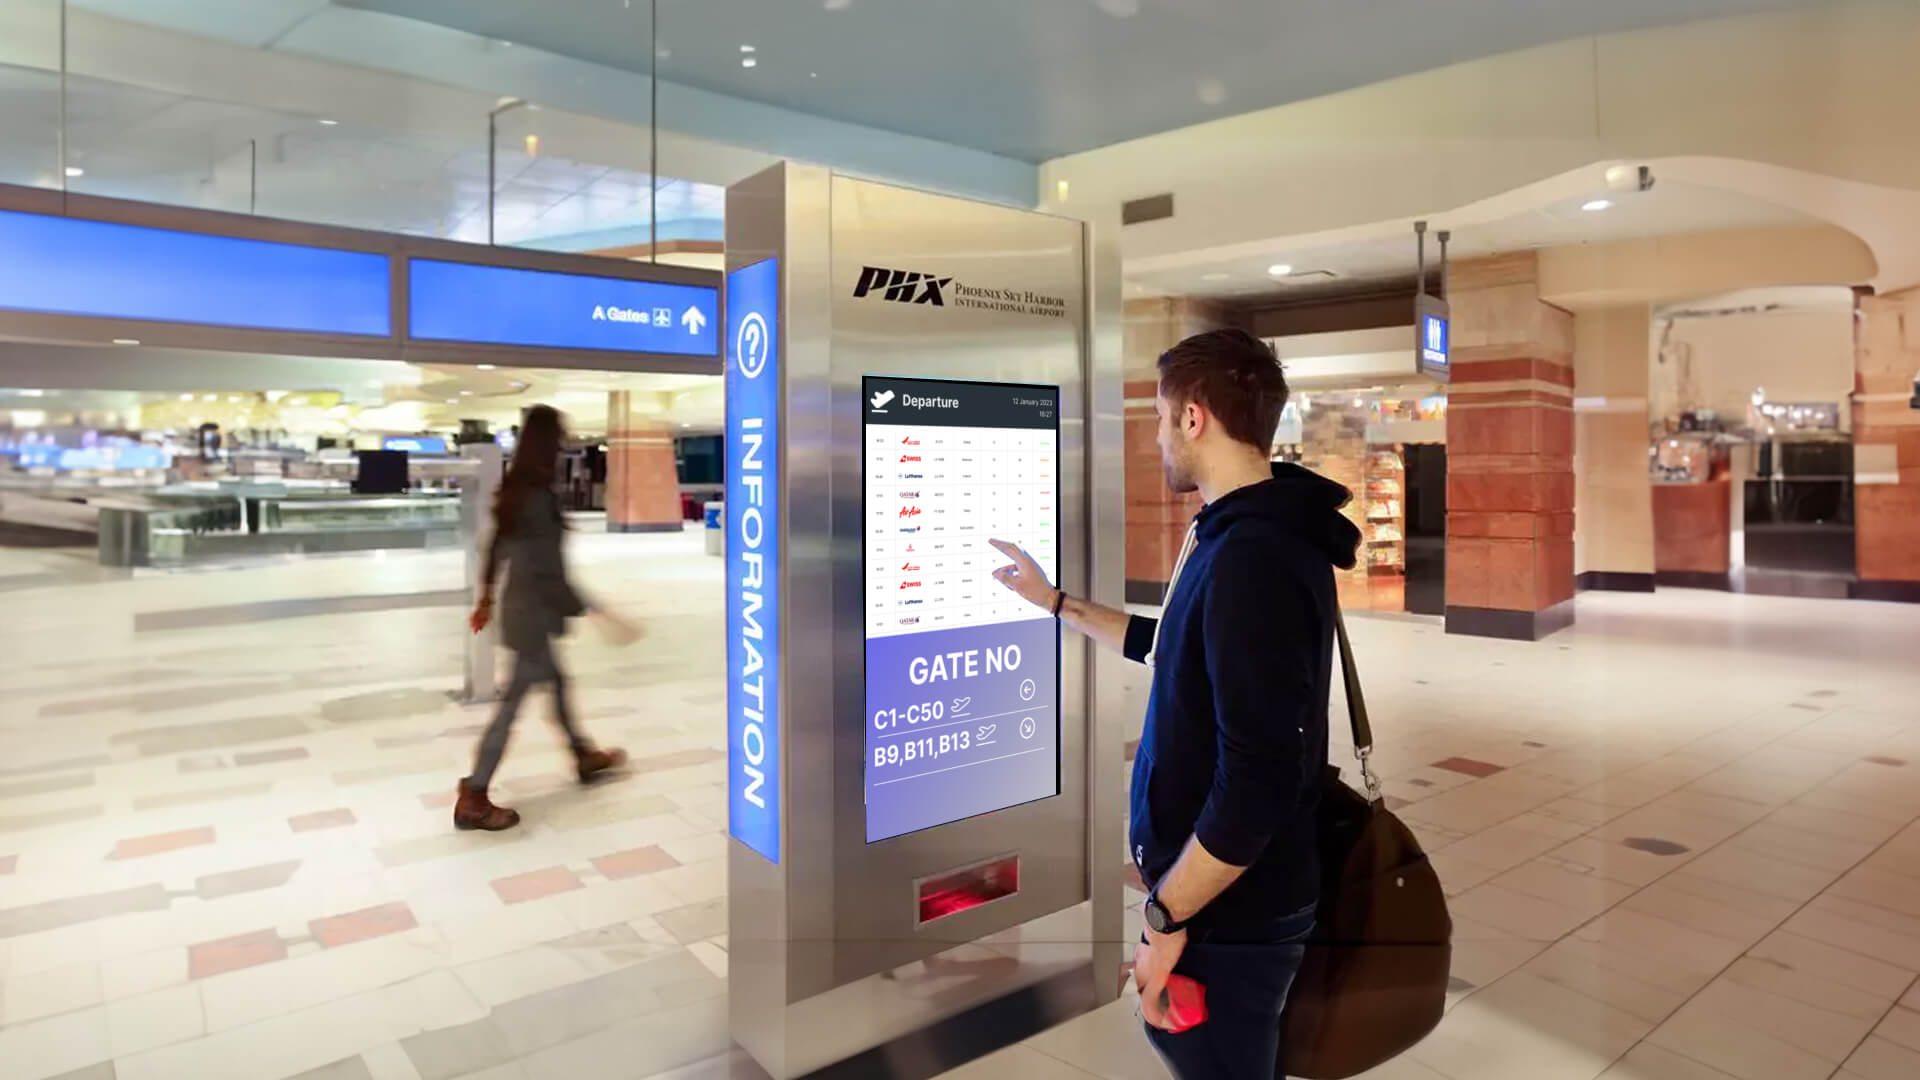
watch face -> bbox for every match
[1145,897,1172,933]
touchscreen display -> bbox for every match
[863,376,1061,843]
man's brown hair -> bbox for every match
[1156,328,1290,451]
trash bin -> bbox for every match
[704,501,723,556]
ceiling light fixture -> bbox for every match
[742,57,758,68]
[476,364,496,371]
[318,118,339,126]
[111,338,140,346]
[740,44,756,53]
[1202,272,1230,282]
[64,166,84,178]
[824,0,851,9]
[1267,263,1294,277]
[1582,198,1613,212]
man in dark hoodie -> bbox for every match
[990,327,1360,1078]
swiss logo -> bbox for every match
[853,266,951,306]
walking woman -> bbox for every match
[458,404,627,831]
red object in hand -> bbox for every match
[1161,974,1208,1033]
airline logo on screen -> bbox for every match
[725,257,781,865]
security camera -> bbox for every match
[1604,164,1656,194]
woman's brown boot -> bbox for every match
[576,747,628,785]
[453,781,521,831]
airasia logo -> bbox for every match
[898,506,921,519]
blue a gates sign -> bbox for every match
[725,257,781,863]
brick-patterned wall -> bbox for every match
[1444,253,1578,639]
[605,391,684,533]
[1855,288,1920,591]
[1123,297,1225,602]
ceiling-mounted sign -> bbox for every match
[407,258,720,357]
[1415,294,1450,383]
[0,209,391,336]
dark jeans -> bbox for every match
[1145,904,1314,1080]
[466,639,586,791]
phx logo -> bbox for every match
[853,266,952,306]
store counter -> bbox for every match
[96,491,461,567]
[1652,479,1732,586]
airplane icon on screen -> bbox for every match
[870,390,895,411]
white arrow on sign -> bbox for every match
[680,306,708,334]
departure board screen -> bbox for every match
[862,376,1060,842]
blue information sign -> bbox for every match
[382,436,448,455]
[725,257,781,863]
[408,259,719,357]
[0,209,391,336]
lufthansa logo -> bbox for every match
[737,311,770,380]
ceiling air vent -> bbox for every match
[1121,193,1174,225]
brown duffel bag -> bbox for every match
[1279,610,1452,1079]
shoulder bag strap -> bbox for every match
[1332,606,1383,805]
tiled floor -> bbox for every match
[4,530,1920,1080]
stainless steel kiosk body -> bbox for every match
[724,163,1125,1078]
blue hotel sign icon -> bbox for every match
[725,257,781,864]
[1418,308,1451,382]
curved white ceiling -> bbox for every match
[343,0,1818,161]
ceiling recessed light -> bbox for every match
[1267,263,1294,277]
[460,390,473,396]
[810,72,819,78]
[824,0,851,9]
[64,166,84,178]
[741,57,757,68]
[740,44,756,53]
[1202,272,1230,282]
[179,393,194,402]
[1582,198,1613,212]
[318,118,339,126]
[476,364,496,371]
[112,338,140,346]
[446,398,459,405]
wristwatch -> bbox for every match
[1143,890,1189,935]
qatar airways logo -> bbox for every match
[898,491,920,499]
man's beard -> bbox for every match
[1161,456,1198,494]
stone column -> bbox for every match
[1445,252,1577,639]
[1573,305,1656,591]
[1123,296,1225,604]
[605,391,684,533]
[1854,286,1920,601]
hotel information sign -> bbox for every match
[861,376,1061,842]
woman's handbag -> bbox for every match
[1279,609,1453,1079]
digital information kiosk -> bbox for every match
[725,165,1125,1078]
